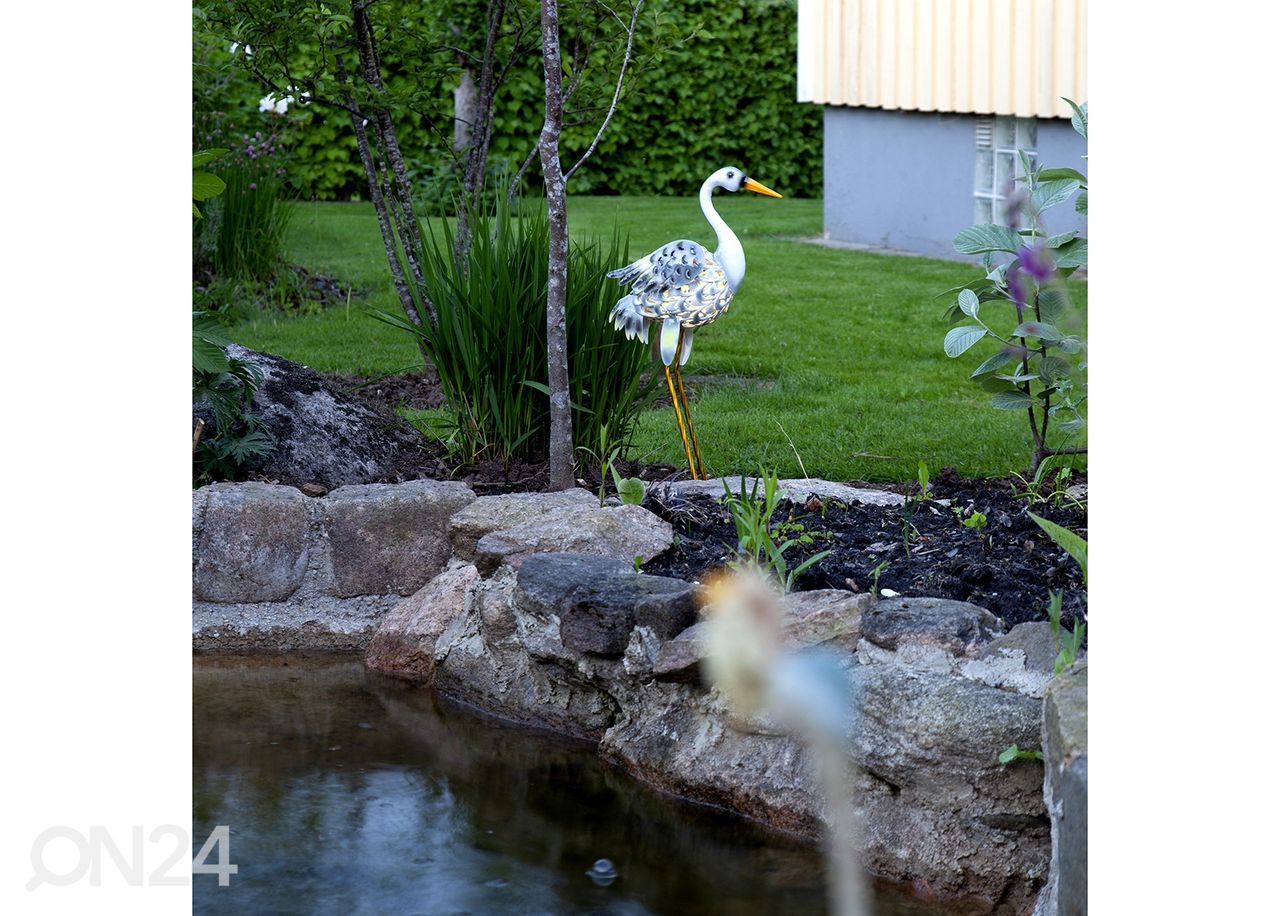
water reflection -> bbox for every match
[193,657,963,915]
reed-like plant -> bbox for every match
[208,163,294,282]
[377,193,658,466]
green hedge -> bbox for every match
[195,0,821,201]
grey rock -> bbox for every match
[193,482,309,603]
[192,593,398,653]
[781,589,871,647]
[962,622,1061,697]
[861,596,1004,656]
[652,622,709,682]
[210,346,434,489]
[515,553,698,658]
[659,476,904,507]
[473,504,673,576]
[364,564,480,681]
[322,480,476,597]
[448,488,598,559]
[1034,663,1087,916]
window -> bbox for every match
[974,116,1037,224]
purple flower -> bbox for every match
[249,182,258,190]
[1017,243,1056,283]
[1006,263,1028,310]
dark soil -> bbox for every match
[642,467,1087,631]
[335,369,446,411]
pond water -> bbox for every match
[193,657,967,916]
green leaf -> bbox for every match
[1036,167,1087,184]
[193,170,226,201]
[1038,288,1070,323]
[1056,336,1085,354]
[617,477,646,505]
[1013,321,1061,341]
[1045,230,1079,249]
[991,389,1034,410]
[954,224,1024,255]
[1064,98,1088,139]
[944,325,987,357]
[1075,189,1088,215]
[1054,238,1088,269]
[192,148,230,169]
[1032,179,1081,213]
[192,336,232,375]
[1029,511,1088,583]
[958,288,980,318]
[970,350,1014,377]
[1038,355,1072,381]
[998,745,1020,765]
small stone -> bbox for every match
[860,596,1004,657]
[365,564,480,681]
[300,482,328,497]
[879,588,900,598]
[652,622,708,681]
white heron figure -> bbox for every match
[607,167,782,479]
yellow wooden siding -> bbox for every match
[796,0,1087,119]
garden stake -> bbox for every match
[607,167,782,481]
[664,365,699,480]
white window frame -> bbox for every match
[974,116,1038,225]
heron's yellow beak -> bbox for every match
[743,177,783,198]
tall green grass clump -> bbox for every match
[208,164,294,281]
[379,194,657,467]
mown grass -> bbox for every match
[231,197,1087,481]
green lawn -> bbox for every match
[232,197,1086,482]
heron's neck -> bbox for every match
[701,180,745,290]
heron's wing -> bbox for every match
[606,240,729,323]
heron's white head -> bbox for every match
[705,166,783,198]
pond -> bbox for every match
[194,657,970,915]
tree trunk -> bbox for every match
[538,0,575,491]
[454,68,477,152]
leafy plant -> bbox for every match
[942,100,1088,473]
[869,559,890,597]
[193,148,229,218]
[960,508,988,530]
[723,470,830,593]
[193,312,274,484]
[1012,461,1085,510]
[1046,588,1086,675]
[900,460,932,558]
[999,744,1045,765]
[377,192,658,467]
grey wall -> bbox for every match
[823,107,1087,260]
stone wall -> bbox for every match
[192,478,1084,914]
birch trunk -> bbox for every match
[538,0,575,490]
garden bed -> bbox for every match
[642,470,1087,630]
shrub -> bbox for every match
[377,193,658,467]
[941,101,1088,474]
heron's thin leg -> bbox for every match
[674,362,707,479]
[665,365,699,479]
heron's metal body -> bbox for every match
[607,168,779,480]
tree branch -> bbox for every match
[564,0,643,182]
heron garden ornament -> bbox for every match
[608,166,782,479]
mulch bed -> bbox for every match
[642,467,1087,631]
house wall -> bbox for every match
[823,106,1086,260]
